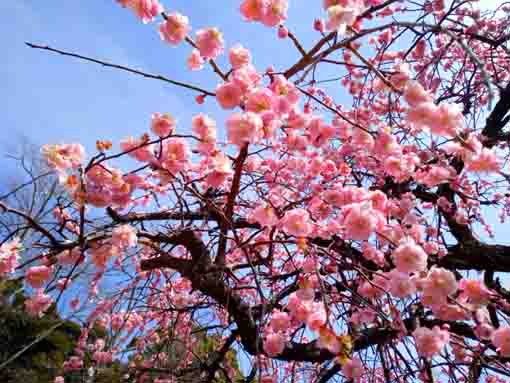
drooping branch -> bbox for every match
[137,226,486,369]
[25,42,216,96]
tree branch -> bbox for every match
[25,42,216,96]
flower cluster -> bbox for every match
[0,238,21,275]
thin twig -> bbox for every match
[25,42,215,96]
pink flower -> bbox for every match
[296,283,315,301]
[226,112,263,146]
[232,65,262,93]
[84,186,112,208]
[57,248,83,266]
[387,269,417,298]
[491,326,510,356]
[55,377,65,383]
[93,351,113,364]
[421,267,458,299]
[261,0,288,27]
[151,112,175,137]
[306,304,327,332]
[403,81,433,107]
[424,103,463,138]
[465,147,501,173]
[406,102,439,131]
[192,114,217,152]
[192,114,216,141]
[90,244,119,269]
[206,154,232,188]
[343,203,378,241]
[122,0,163,24]
[383,154,419,182]
[0,238,21,275]
[318,327,342,353]
[120,136,155,162]
[436,196,452,212]
[240,0,268,22]
[195,28,224,59]
[302,256,317,273]
[307,117,336,147]
[25,289,53,317]
[246,88,274,113]
[391,62,411,89]
[475,322,494,340]
[269,75,300,107]
[280,208,312,237]
[195,94,206,104]
[413,326,449,358]
[26,265,52,288]
[42,143,85,172]
[391,238,428,273]
[358,273,389,299]
[323,0,347,9]
[459,279,492,304]
[416,165,455,187]
[277,25,288,38]
[261,112,281,139]
[373,129,401,157]
[159,12,190,45]
[229,44,251,69]
[326,3,362,33]
[160,138,190,174]
[112,224,137,249]
[264,332,285,356]
[270,310,291,332]
[216,82,243,110]
[64,356,84,371]
[350,308,377,325]
[187,49,205,71]
[250,205,279,227]
[342,357,364,380]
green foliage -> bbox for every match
[0,278,81,383]
[0,279,243,383]
[93,361,126,383]
[137,327,243,383]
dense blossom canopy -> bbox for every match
[3,0,510,382]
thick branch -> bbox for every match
[216,143,249,266]
[483,82,510,147]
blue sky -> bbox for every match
[1,0,499,150]
[1,0,499,155]
[1,1,323,150]
[1,0,507,374]
[2,0,506,242]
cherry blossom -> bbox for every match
[0,238,21,275]
[159,12,190,45]
[195,27,224,59]
[413,326,450,359]
[226,112,263,146]
[118,0,163,24]
[151,112,175,137]
[280,208,312,237]
[8,1,510,381]
[391,238,428,274]
[229,44,252,69]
